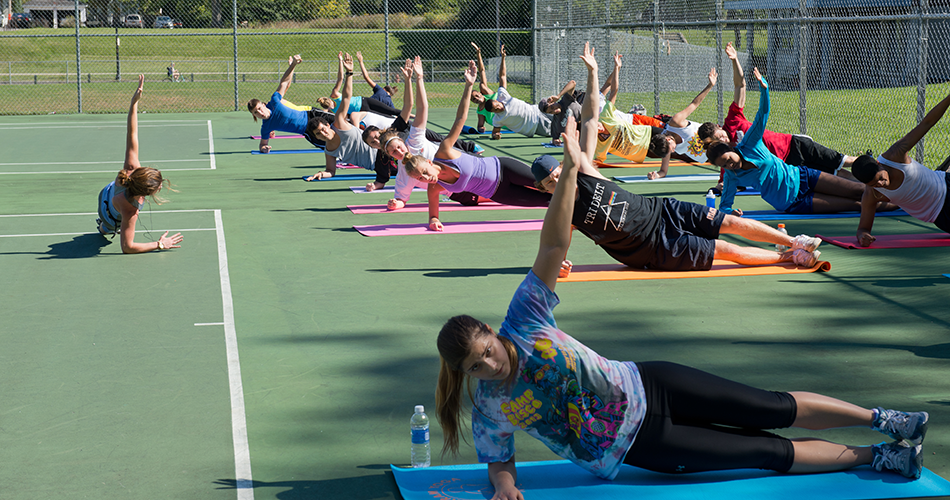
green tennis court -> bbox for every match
[1,109,948,500]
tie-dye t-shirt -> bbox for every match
[471,271,646,480]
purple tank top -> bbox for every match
[435,154,501,198]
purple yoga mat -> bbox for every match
[348,202,546,215]
[354,219,543,236]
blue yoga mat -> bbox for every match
[461,125,516,134]
[303,174,376,181]
[251,149,324,155]
[740,209,909,221]
[541,142,562,148]
[392,460,950,500]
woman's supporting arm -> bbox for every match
[487,458,523,500]
[856,186,882,247]
[426,183,443,231]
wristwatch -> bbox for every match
[158,240,166,250]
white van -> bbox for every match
[122,14,143,28]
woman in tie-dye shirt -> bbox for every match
[433,46,926,500]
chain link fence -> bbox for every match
[534,0,950,167]
[1,0,948,164]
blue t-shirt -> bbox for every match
[720,80,800,213]
[472,271,646,480]
[261,92,310,137]
[331,96,363,114]
[370,84,395,108]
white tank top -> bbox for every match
[876,155,946,222]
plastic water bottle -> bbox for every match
[775,224,788,251]
[410,405,430,468]
[705,189,716,209]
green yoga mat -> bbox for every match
[392,460,950,500]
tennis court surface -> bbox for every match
[1,110,948,500]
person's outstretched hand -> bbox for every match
[132,74,144,104]
[463,60,477,85]
[708,67,718,87]
[289,54,302,66]
[579,42,597,72]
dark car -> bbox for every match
[171,18,182,28]
[11,12,32,28]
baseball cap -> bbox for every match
[538,99,550,113]
[531,155,561,183]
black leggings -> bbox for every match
[488,157,552,207]
[623,361,796,474]
[361,97,401,117]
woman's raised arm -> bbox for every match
[124,75,144,170]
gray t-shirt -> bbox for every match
[327,126,376,169]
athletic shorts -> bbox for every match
[651,198,725,271]
[623,361,796,474]
[784,165,821,214]
[930,172,950,234]
[785,135,844,174]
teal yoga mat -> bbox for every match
[391,460,950,500]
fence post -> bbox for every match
[74,0,82,112]
[716,0,724,125]
[384,0,390,85]
[531,0,538,103]
[232,0,239,111]
[653,0,660,114]
[915,0,929,162]
[798,0,808,135]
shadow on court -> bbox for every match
[214,469,398,500]
[0,233,112,259]
[368,266,530,278]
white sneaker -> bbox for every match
[792,248,820,267]
[791,234,822,252]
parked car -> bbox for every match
[11,12,32,28]
[122,14,143,28]
[153,15,173,28]
[171,18,182,28]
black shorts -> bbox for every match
[785,135,844,174]
[623,361,796,474]
[651,198,724,271]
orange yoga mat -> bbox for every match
[595,160,711,169]
[558,259,831,282]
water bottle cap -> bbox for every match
[415,405,425,413]
[778,223,785,228]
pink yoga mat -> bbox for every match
[249,134,305,139]
[816,233,950,249]
[354,219,542,236]
[348,202,546,215]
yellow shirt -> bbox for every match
[594,102,652,163]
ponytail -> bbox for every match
[116,167,174,204]
[317,96,334,110]
[436,357,471,456]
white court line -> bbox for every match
[0,159,205,166]
[0,168,212,175]
[215,209,254,500]
[0,228,215,238]
[0,209,216,217]
[208,120,217,170]
[195,322,225,326]
[0,119,208,126]
[0,123,208,130]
